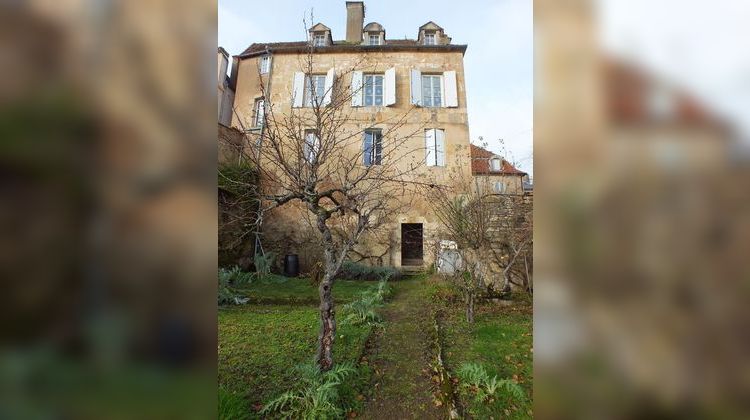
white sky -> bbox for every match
[219,0,534,175]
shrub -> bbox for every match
[219,266,253,286]
[218,268,249,306]
[254,251,276,281]
[337,261,401,281]
[456,362,525,405]
[218,387,249,420]
[260,362,358,419]
[341,279,391,326]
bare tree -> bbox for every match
[238,16,429,370]
[429,145,533,322]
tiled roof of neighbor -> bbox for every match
[237,39,465,57]
[470,144,526,176]
[604,58,729,131]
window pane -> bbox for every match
[363,131,373,166]
[422,76,432,106]
[373,132,382,164]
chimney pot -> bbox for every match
[345,2,365,43]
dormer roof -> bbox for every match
[419,21,443,31]
[308,23,331,32]
[363,22,384,32]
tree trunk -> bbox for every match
[316,273,336,371]
[465,292,474,324]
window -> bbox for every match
[490,158,501,171]
[494,182,506,193]
[305,74,326,107]
[313,34,326,47]
[425,128,445,167]
[253,98,265,127]
[421,74,442,107]
[363,130,382,166]
[259,55,270,74]
[363,74,384,106]
[369,34,380,45]
[424,33,436,45]
[304,130,320,163]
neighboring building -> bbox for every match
[230,1,471,270]
[470,144,530,195]
[218,47,235,126]
[603,58,733,172]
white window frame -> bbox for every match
[494,181,506,193]
[259,55,270,74]
[313,34,326,47]
[368,34,381,45]
[490,158,501,171]
[424,32,436,45]
[363,130,382,166]
[305,74,327,107]
[304,129,320,163]
[253,97,265,127]
[363,74,384,106]
[421,74,443,108]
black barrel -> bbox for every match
[283,254,299,277]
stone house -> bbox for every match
[218,47,235,126]
[228,1,473,271]
[470,144,530,195]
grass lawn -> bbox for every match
[428,278,533,419]
[234,274,376,304]
[219,275,380,418]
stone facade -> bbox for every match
[229,3,472,271]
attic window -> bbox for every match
[313,34,326,47]
[490,158,501,171]
[368,34,381,45]
[424,32,436,45]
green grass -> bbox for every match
[218,303,372,418]
[433,279,533,419]
[233,274,376,304]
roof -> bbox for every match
[363,22,384,32]
[308,23,331,32]
[470,144,526,176]
[218,46,229,57]
[604,58,729,131]
[419,21,443,30]
[237,40,466,58]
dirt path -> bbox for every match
[359,279,446,419]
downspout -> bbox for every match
[253,47,274,259]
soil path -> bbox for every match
[359,278,445,419]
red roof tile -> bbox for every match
[470,144,526,176]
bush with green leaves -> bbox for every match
[218,268,249,306]
[254,251,276,281]
[260,362,359,419]
[341,279,391,326]
[456,362,525,406]
[219,266,253,286]
[337,261,401,281]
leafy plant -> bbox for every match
[218,269,249,306]
[337,261,401,281]
[219,266,253,286]
[457,362,525,405]
[341,292,383,326]
[254,251,276,281]
[260,362,358,419]
[218,387,249,420]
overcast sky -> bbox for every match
[219,0,534,175]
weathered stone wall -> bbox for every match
[233,49,473,269]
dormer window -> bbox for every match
[362,22,386,46]
[308,23,332,47]
[424,32,436,45]
[490,158,501,171]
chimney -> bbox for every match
[345,2,365,43]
